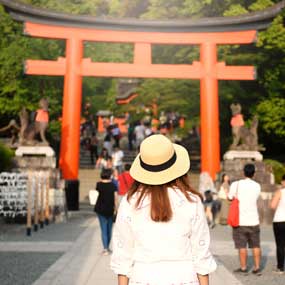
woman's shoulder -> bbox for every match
[169,187,201,203]
[118,195,135,213]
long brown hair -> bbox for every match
[127,173,202,222]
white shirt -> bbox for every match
[273,188,285,222]
[218,184,228,200]
[111,188,217,278]
[112,150,124,167]
[228,178,261,226]
[134,125,145,140]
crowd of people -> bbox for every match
[89,129,285,284]
[198,164,285,276]
[127,111,184,151]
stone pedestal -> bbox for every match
[14,146,56,169]
[9,146,67,224]
[223,150,263,161]
[15,146,55,157]
[221,151,275,225]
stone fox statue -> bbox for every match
[19,98,49,145]
[230,103,260,151]
[0,99,49,146]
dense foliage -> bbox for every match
[0,0,284,161]
[264,159,285,184]
[0,142,14,171]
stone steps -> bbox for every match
[78,169,100,202]
[78,169,200,203]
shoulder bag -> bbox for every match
[227,183,239,227]
[89,189,99,206]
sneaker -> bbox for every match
[252,268,262,276]
[273,268,285,275]
[102,249,109,256]
[233,268,248,274]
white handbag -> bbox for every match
[89,189,99,205]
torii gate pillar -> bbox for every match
[60,38,83,180]
[200,42,220,177]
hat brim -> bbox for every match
[130,143,190,185]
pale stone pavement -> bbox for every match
[1,209,283,285]
[30,217,245,285]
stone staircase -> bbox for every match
[122,149,137,165]
[79,132,201,203]
[180,133,201,172]
[78,169,100,203]
[79,148,94,169]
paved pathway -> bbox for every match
[31,217,243,285]
[1,211,284,285]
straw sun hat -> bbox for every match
[130,134,190,185]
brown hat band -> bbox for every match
[139,152,177,172]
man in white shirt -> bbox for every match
[112,146,124,174]
[228,163,261,275]
[134,121,146,148]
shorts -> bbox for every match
[233,225,260,249]
[203,202,213,208]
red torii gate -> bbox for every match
[1,0,284,207]
[24,24,256,181]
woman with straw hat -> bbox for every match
[111,134,217,285]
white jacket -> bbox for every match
[111,188,217,278]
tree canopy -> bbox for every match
[0,0,284,159]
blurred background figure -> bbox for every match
[103,128,113,156]
[112,146,124,174]
[199,172,218,228]
[111,123,121,148]
[134,120,146,149]
[118,164,134,202]
[270,174,285,274]
[127,123,135,151]
[90,132,98,166]
[218,173,231,225]
[96,148,112,170]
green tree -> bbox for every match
[0,0,284,161]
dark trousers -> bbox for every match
[113,135,120,148]
[128,134,133,150]
[273,222,285,270]
[97,214,113,250]
[90,145,98,165]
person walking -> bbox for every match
[118,164,134,199]
[218,174,231,225]
[94,168,118,255]
[112,146,124,174]
[270,174,285,274]
[199,172,217,228]
[127,123,135,151]
[111,123,121,148]
[111,134,216,285]
[134,120,145,149]
[90,132,98,165]
[228,163,262,275]
[96,148,112,170]
[103,129,113,156]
